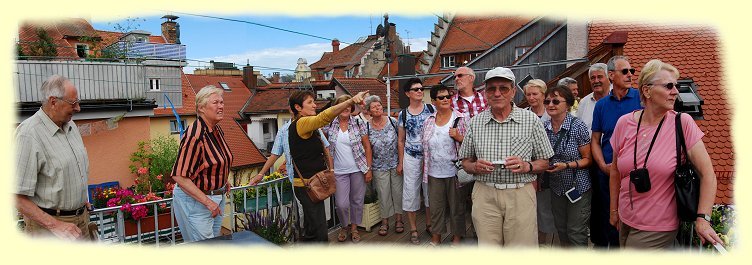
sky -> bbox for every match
[91,14,436,76]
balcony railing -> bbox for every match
[106,41,186,61]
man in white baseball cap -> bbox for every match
[459,67,554,247]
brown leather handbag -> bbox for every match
[291,137,336,203]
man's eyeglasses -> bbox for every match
[617,68,636,75]
[433,95,451,100]
[454,73,471,79]
[485,86,512,93]
[647,82,678,90]
[543,99,562,105]
[56,97,80,106]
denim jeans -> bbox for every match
[172,186,225,243]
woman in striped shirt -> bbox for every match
[170,85,233,243]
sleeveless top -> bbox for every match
[289,119,327,179]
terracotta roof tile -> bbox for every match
[333,78,399,109]
[184,74,266,168]
[310,36,379,72]
[243,89,296,113]
[440,16,534,55]
[588,20,733,204]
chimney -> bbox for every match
[273,72,281,83]
[332,38,340,52]
[161,15,181,44]
[243,65,257,90]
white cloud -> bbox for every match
[186,42,335,75]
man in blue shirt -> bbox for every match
[251,119,331,184]
[590,55,643,248]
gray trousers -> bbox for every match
[428,176,466,237]
[373,168,404,218]
[551,189,592,247]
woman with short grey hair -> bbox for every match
[365,95,405,236]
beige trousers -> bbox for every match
[471,182,538,247]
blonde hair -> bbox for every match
[524,79,547,94]
[637,59,680,105]
[195,85,224,114]
[333,94,355,112]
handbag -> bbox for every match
[450,117,474,185]
[674,112,700,222]
[291,133,337,203]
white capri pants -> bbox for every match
[402,153,429,212]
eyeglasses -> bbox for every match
[486,86,512,93]
[454,73,471,79]
[617,68,636,75]
[647,82,678,90]
[408,87,422,92]
[543,99,562,105]
[55,97,80,106]
[434,95,451,100]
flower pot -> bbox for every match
[358,201,381,232]
[124,212,177,237]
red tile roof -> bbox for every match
[243,89,296,114]
[332,78,399,110]
[184,74,266,168]
[18,21,79,57]
[154,72,196,116]
[589,21,733,204]
[440,16,533,55]
[309,36,380,74]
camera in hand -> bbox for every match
[629,168,651,193]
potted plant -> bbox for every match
[240,206,294,245]
[99,187,174,236]
[359,182,380,232]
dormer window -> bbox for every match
[219,82,231,91]
[442,55,456,68]
[76,44,89,58]
[674,79,704,119]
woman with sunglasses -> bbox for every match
[608,59,721,249]
[542,85,592,247]
[420,85,469,246]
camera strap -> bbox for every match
[629,111,666,208]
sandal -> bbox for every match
[378,224,389,236]
[351,229,361,243]
[410,230,420,245]
[337,228,348,242]
[395,221,405,233]
[425,224,432,234]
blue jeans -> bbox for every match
[172,186,225,243]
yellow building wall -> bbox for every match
[150,116,197,142]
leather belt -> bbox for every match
[40,206,86,217]
[483,182,526,190]
[202,188,225,195]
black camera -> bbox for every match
[629,168,651,193]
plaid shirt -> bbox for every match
[459,105,554,184]
[543,114,592,196]
[323,117,369,173]
[450,90,487,118]
[421,110,469,183]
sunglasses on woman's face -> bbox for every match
[543,99,562,105]
[409,88,422,92]
[648,82,678,90]
[619,68,636,75]
[434,95,451,100]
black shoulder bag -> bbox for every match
[674,112,701,222]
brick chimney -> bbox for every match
[273,72,281,83]
[243,65,257,90]
[332,38,340,52]
[161,15,180,44]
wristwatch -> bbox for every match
[697,213,711,222]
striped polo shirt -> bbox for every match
[171,116,233,191]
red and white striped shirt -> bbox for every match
[450,90,487,118]
[171,117,233,191]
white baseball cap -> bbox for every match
[484,67,515,83]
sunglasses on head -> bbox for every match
[434,95,451,100]
[618,68,636,75]
[648,82,678,90]
[543,99,562,105]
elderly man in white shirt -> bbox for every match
[575,63,611,134]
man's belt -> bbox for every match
[482,181,527,190]
[40,206,86,217]
[202,188,225,195]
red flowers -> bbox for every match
[102,188,166,221]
